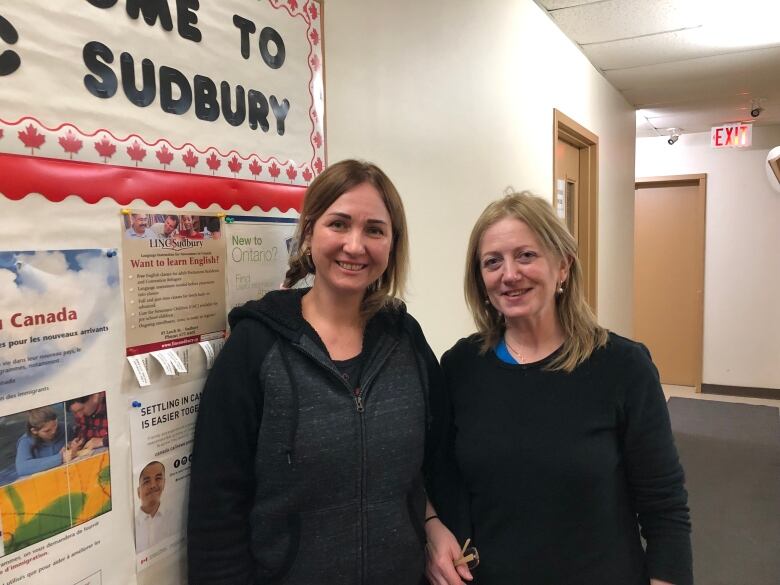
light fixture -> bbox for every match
[750,99,764,119]
[687,1,780,49]
[666,128,682,145]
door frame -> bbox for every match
[552,109,599,312]
[635,174,706,392]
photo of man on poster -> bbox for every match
[134,460,173,552]
[124,213,154,239]
[67,391,109,449]
[149,215,179,239]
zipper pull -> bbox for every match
[353,387,364,413]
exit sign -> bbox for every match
[711,124,752,148]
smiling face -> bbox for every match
[306,182,393,299]
[180,215,194,232]
[163,216,178,236]
[131,214,147,234]
[138,462,165,515]
[479,217,569,327]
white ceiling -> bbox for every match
[535,0,780,138]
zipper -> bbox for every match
[291,338,398,585]
[353,386,364,413]
[356,385,367,584]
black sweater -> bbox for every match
[435,332,692,585]
[187,289,446,585]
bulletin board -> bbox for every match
[0,2,323,584]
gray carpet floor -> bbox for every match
[667,397,780,585]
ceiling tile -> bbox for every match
[583,30,779,71]
[535,0,780,136]
[607,47,780,100]
[548,0,700,45]
[636,113,661,138]
[536,1,605,10]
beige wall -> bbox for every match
[323,0,637,354]
[636,126,780,390]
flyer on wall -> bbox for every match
[128,382,201,572]
[0,249,133,585]
[224,216,298,314]
[121,212,227,357]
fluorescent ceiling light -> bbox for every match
[683,0,780,49]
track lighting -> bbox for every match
[666,128,682,145]
[750,98,765,119]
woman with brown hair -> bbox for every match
[425,192,692,585]
[188,160,445,585]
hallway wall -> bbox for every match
[322,0,637,355]
[637,126,780,390]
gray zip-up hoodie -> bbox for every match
[188,288,445,585]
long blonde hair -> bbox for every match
[283,159,409,318]
[464,192,607,371]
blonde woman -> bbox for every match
[425,193,691,585]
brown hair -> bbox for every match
[284,159,409,318]
[26,406,58,433]
[464,192,607,371]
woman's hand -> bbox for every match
[62,438,83,463]
[424,518,473,585]
[650,580,674,585]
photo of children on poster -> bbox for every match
[0,392,111,556]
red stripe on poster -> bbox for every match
[0,153,305,212]
[127,332,226,357]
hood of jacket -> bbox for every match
[228,287,409,347]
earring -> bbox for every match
[556,281,564,294]
[302,248,314,271]
[483,298,490,305]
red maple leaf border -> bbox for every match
[0,116,326,184]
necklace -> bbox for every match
[503,335,525,363]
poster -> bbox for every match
[224,216,298,312]
[121,212,226,356]
[0,393,110,556]
[0,249,132,585]
[0,250,119,397]
[128,383,201,572]
[0,1,324,209]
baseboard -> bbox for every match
[702,383,780,400]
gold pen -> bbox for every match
[454,538,479,568]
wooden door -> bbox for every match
[555,138,580,240]
[553,110,598,312]
[634,175,706,390]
